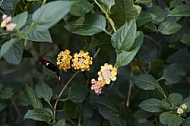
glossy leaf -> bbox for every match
[139,98,163,113]
[55,119,66,126]
[169,4,190,16]
[168,93,183,106]
[35,81,53,105]
[26,86,42,109]
[132,74,159,90]
[33,1,76,31]
[70,0,93,16]
[68,85,89,103]
[111,20,137,51]
[158,22,181,35]
[2,40,24,65]
[162,63,187,84]
[65,14,106,36]
[12,12,28,30]
[0,88,13,99]
[0,39,16,57]
[24,108,53,122]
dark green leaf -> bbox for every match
[0,88,13,99]
[167,113,182,126]
[68,85,89,103]
[137,12,155,26]
[1,0,13,10]
[33,1,76,31]
[132,74,159,90]
[111,19,136,51]
[35,81,53,105]
[161,100,172,109]
[100,0,115,7]
[135,0,151,4]
[70,0,93,16]
[139,98,163,113]
[185,0,190,4]
[158,22,181,35]
[26,86,42,108]
[162,63,187,84]
[159,112,171,125]
[2,41,24,65]
[180,34,190,46]
[169,4,190,16]
[182,117,190,126]
[55,119,66,126]
[0,101,8,112]
[12,12,28,30]
[0,39,16,57]
[169,0,182,8]
[24,108,53,122]
[65,14,106,36]
[168,93,183,106]
[147,6,165,23]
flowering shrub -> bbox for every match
[0,0,190,126]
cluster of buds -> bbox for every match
[177,103,188,115]
[1,15,16,31]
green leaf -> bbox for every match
[137,12,154,26]
[182,117,190,126]
[169,0,182,8]
[0,88,13,99]
[12,12,28,30]
[161,100,172,109]
[147,6,165,23]
[0,39,16,57]
[159,112,171,125]
[35,81,53,105]
[167,113,182,126]
[162,63,187,84]
[24,108,53,122]
[2,40,24,65]
[158,22,181,35]
[26,86,42,108]
[135,0,151,4]
[65,14,106,36]
[180,33,190,46]
[70,0,93,16]
[68,85,89,103]
[111,19,137,51]
[55,119,66,126]
[139,98,163,113]
[33,1,76,31]
[169,4,190,16]
[100,0,115,7]
[0,101,8,112]
[132,74,159,90]
[168,93,183,106]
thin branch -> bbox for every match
[126,70,133,107]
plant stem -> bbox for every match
[52,71,79,126]
[93,0,116,33]
[157,86,167,98]
[126,70,133,107]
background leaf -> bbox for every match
[0,39,16,57]
[55,119,66,126]
[12,12,28,30]
[0,88,13,99]
[158,22,181,35]
[168,93,183,106]
[169,4,190,16]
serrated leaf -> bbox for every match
[70,0,93,16]
[158,22,181,35]
[35,81,53,105]
[0,88,13,99]
[12,12,28,30]
[159,112,171,125]
[33,1,75,31]
[167,113,182,126]
[2,40,24,65]
[111,19,136,51]
[180,34,190,46]
[169,4,190,16]
[65,14,106,36]
[168,93,183,106]
[24,108,53,122]
[26,86,42,108]
[132,74,159,90]
[139,98,163,113]
[55,119,66,126]
[162,63,187,84]
[135,0,151,4]
[68,85,89,103]
[0,39,16,57]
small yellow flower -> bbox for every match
[57,50,72,71]
[72,50,93,71]
[177,107,184,115]
[98,63,117,84]
[1,21,6,27]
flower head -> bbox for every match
[181,104,188,110]
[177,107,184,115]
[1,15,16,31]
[57,50,72,71]
[72,50,93,71]
[98,63,117,84]
[91,79,105,95]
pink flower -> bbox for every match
[6,23,16,31]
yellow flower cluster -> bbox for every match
[57,50,72,71]
[71,50,93,71]
[56,50,93,72]
[1,15,16,31]
[91,63,117,95]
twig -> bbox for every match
[126,71,133,107]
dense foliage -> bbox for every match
[0,0,190,126]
